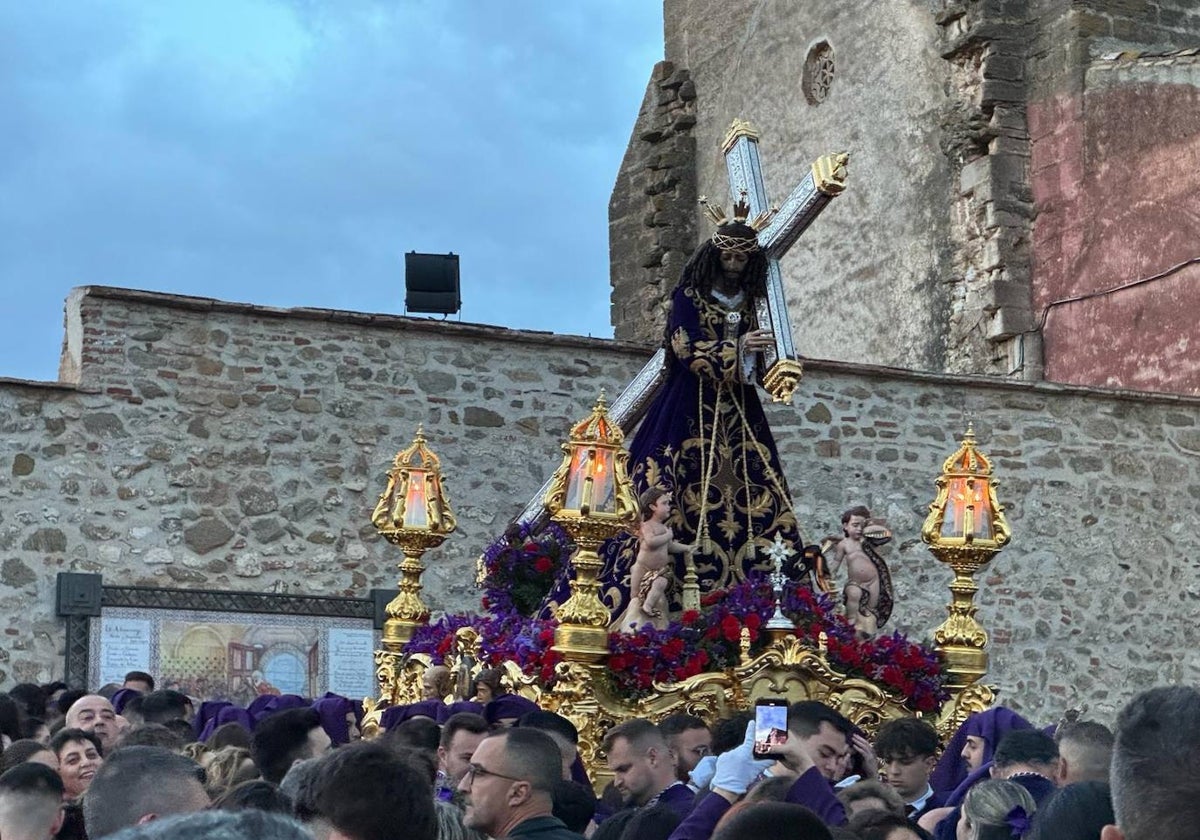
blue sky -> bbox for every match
[0,1,663,382]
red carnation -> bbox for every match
[534,556,554,573]
[721,614,741,642]
[681,610,700,626]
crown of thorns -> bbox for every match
[699,190,776,253]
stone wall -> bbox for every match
[3,286,1199,723]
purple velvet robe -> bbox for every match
[579,283,807,622]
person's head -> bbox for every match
[9,684,48,720]
[114,723,186,752]
[0,761,66,840]
[837,779,906,819]
[0,693,22,744]
[0,739,59,775]
[1027,781,1113,840]
[602,719,676,806]
[308,741,437,840]
[82,746,209,839]
[120,696,145,728]
[952,708,1033,778]
[209,721,253,751]
[621,803,682,840]
[472,669,504,704]
[1053,720,1113,786]
[458,728,561,837]
[959,778,1036,840]
[98,809,311,840]
[1103,686,1200,840]
[122,673,155,694]
[841,505,871,539]
[279,757,323,826]
[849,810,930,840]
[422,666,453,701]
[639,487,671,522]
[787,701,852,781]
[64,695,119,754]
[875,717,940,801]
[551,779,596,834]
[711,802,833,840]
[20,717,50,744]
[251,708,331,785]
[438,712,491,787]
[659,713,712,779]
[518,710,579,779]
[50,728,104,800]
[211,779,292,814]
[433,798,485,840]
[711,713,753,756]
[312,695,360,746]
[384,716,442,756]
[139,691,190,726]
[56,690,87,718]
[745,775,794,803]
[203,746,258,798]
[991,729,1059,780]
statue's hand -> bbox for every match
[740,329,775,353]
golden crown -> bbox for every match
[699,189,777,232]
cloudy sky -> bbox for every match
[0,1,663,382]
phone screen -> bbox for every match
[753,701,789,757]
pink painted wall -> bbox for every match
[1029,80,1200,396]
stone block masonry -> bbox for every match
[2,286,1198,723]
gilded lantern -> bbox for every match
[543,392,638,661]
[372,427,457,649]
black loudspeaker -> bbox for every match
[57,572,103,617]
[405,252,461,315]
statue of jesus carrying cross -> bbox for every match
[532,121,848,629]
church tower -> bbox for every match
[610,0,1200,396]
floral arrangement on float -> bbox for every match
[403,523,949,713]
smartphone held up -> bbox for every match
[753,698,789,758]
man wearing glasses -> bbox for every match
[458,729,585,840]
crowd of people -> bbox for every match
[0,666,1189,840]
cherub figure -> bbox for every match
[615,487,697,633]
[824,505,894,639]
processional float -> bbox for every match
[362,123,1009,782]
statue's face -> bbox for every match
[719,249,749,280]
[844,515,867,540]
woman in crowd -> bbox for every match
[956,779,1036,840]
[50,728,104,801]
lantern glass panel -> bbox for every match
[593,449,617,513]
[404,469,429,528]
[564,447,589,511]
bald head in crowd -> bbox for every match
[65,695,121,754]
[0,762,66,840]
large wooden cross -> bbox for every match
[516,121,848,527]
